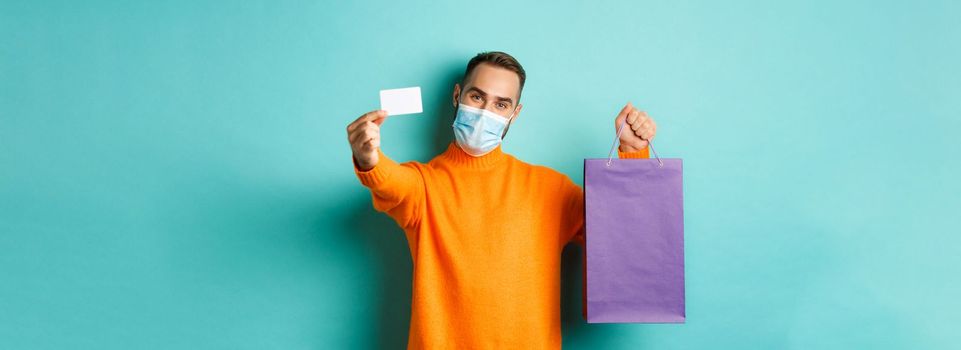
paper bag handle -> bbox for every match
[607,118,663,167]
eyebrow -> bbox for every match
[467,86,514,105]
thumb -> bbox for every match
[614,102,632,125]
[372,110,388,126]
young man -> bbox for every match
[346,52,657,349]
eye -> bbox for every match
[471,94,482,101]
[497,102,508,109]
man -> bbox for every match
[346,52,657,349]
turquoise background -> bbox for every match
[2,1,960,349]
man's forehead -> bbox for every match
[464,63,521,101]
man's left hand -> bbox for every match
[614,102,657,152]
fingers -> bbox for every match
[631,116,646,131]
[616,102,658,144]
[347,110,387,133]
[347,110,387,153]
[622,105,657,141]
[362,136,381,151]
[635,117,656,141]
[627,108,641,130]
[349,123,380,146]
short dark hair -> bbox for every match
[462,51,526,95]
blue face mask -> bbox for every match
[452,103,515,157]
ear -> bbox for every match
[452,84,461,108]
[511,103,523,122]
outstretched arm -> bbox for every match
[348,110,426,229]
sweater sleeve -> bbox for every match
[616,145,650,159]
[560,178,585,247]
[353,148,426,230]
[565,145,650,246]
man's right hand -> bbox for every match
[347,110,388,171]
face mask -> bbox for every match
[452,103,515,157]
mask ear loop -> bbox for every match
[501,113,515,138]
[500,104,519,138]
[607,118,663,167]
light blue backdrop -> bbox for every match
[2,1,959,349]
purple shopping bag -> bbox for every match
[584,155,685,323]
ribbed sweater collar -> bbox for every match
[438,142,507,169]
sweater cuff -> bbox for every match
[353,148,397,187]
[617,146,650,159]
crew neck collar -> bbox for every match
[440,142,507,169]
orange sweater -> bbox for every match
[353,142,648,349]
